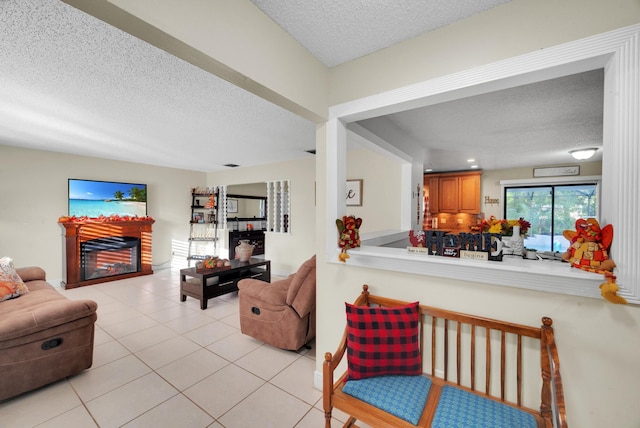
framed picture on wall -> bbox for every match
[346,179,363,206]
[227,199,238,213]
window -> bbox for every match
[504,181,599,252]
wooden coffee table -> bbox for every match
[180,258,270,310]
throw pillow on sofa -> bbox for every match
[0,257,29,302]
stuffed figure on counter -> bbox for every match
[562,218,626,304]
[336,215,362,262]
[409,230,426,247]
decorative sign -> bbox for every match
[407,246,429,255]
[346,179,363,206]
[533,165,580,177]
[407,230,504,262]
[443,247,460,258]
[460,250,489,261]
[484,196,500,205]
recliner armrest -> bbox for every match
[285,256,316,310]
[287,263,316,317]
[15,266,46,282]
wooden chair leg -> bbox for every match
[344,416,359,427]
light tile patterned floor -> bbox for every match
[0,268,356,427]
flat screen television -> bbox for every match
[68,179,147,218]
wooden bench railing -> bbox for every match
[323,285,568,428]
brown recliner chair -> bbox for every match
[238,255,315,351]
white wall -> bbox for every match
[0,144,205,282]
[346,148,402,234]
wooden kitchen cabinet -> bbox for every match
[427,175,439,213]
[425,171,481,214]
[438,175,459,212]
[458,173,481,213]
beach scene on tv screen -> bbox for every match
[69,180,147,217]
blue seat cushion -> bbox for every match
[432,385,538,428]
[342,375,432,425]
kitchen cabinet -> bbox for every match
[427,175,439,213]
[425,171,481,214]
[438,176,459,212]
[458,173,481,213]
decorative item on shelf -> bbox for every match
[407,228,505,261]
[472,216,531,236]
[192,212,204,223]
[192,186,218,195]
[336,215,362,262]
[472,216,529,256]
[561,218,626,304]
[524,248,539,260]
[509,225,524,256]
[235,240,255,262]
[409,230,426,247]
[205,194,216,208]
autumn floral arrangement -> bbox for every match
[471,216,531,236]
[57,215,155,223]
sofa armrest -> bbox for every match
[15,266,46,282]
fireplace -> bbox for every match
[60,218,154,289]
[81,236,141,281]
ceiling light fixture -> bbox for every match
[467,158,475,162]
[569,148,598,160]
[470,165,479,169]
[425,168,433,172]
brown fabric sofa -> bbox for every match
[0,266,98,401]
[238,255,316,351]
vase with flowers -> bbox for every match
[472,216,531,256]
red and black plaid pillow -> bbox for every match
[345,301,421,380]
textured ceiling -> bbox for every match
[0,0,316,172]
[250,0,513,67]
[358,69,604,172]
[0,0,603,174]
